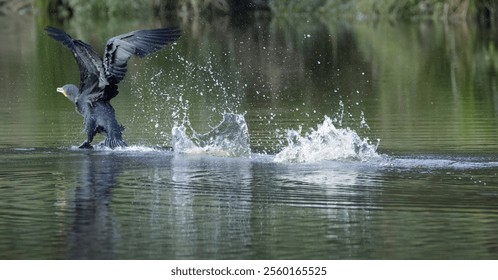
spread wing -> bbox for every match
[103,27,181,85]
[46,26,181,101]
[45,26,108,95]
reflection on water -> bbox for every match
[168,154,253,258]
[2,149,497,259]
[68,153,122,259]
[1,10,498,259]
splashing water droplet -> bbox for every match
[360,111,370,129]
[172,113,251,157]
[274,116,379,163]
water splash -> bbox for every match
[174,54,245,116]
[274,116,379,163]
[172,113,251,157]
[131,52,246,147]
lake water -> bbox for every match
[1,13,498,259]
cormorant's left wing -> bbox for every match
[45,26,108,94]
[103,27,181,85]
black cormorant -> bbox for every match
[45,26,181,149]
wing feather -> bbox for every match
[104,27,181,84]
[45,26,108,95]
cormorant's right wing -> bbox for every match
[45,26,108,94]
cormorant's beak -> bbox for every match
[56,87,67,97]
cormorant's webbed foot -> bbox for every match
[78,142,93,149]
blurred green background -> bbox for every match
[1,0,497,154]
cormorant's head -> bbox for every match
[56,84,79,103]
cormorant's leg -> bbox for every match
[79,121,96,149]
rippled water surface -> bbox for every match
[1,148,498,259]
[1,14,498,259]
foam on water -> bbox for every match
[172,113,251,157]
[274,116,380,163]
[68,145,167,154]
[378,156,498,170]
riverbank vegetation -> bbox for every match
[270,0,497,22]
[28,0,497,25]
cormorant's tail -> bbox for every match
[99,137,127,149]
